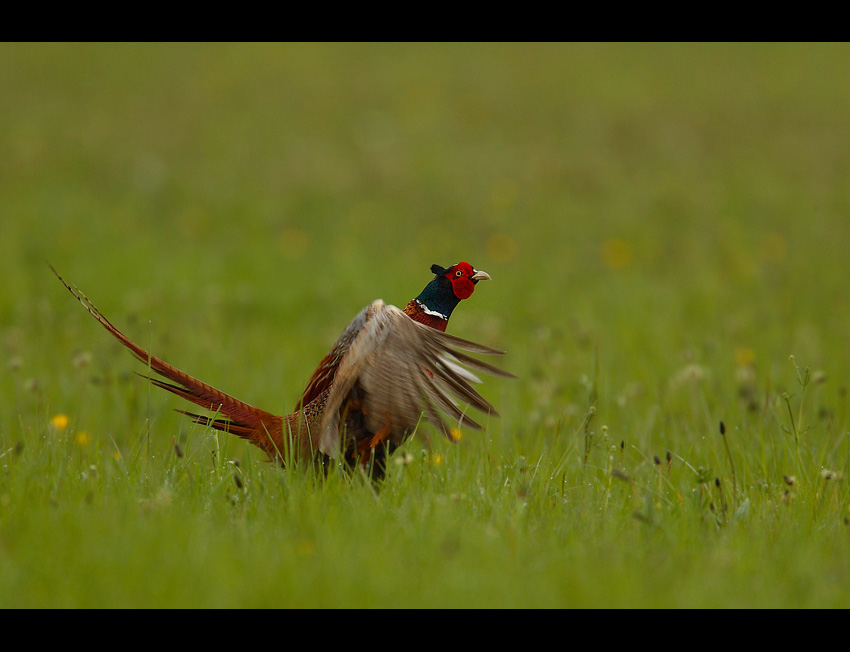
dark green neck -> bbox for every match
[414,275,460,320]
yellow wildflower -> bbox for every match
[51,414,70,430]
[600,238,634,270]
[734,347,755,367]
[296,540,315,556]
[75,431,91,448]
[486,233,518,263]
[760,232,787,263]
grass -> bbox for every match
[2,42,850,607]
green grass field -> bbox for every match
[2,42,850,608]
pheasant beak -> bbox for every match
[470,269,491,283]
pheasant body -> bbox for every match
[53,262,511,479]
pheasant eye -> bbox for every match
[455,270,463,277]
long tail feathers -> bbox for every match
[51,266,285,457]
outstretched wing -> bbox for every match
[319,300,514,458]
[294,301,375,410]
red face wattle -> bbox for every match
[444,261,488,300]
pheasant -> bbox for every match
[52,263,513,479]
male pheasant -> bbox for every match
[52,263,513,479]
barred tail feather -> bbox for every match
[51,265,285,455]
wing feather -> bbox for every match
[319,302,513,458]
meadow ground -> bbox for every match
[1,43,849,607]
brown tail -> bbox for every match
[51,266,286,458]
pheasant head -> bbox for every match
[403,261,491,331]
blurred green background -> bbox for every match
[4,43,849,435]
[2,43,850,607]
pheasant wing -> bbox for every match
[294,301,375,409]
[318,301,514,458]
